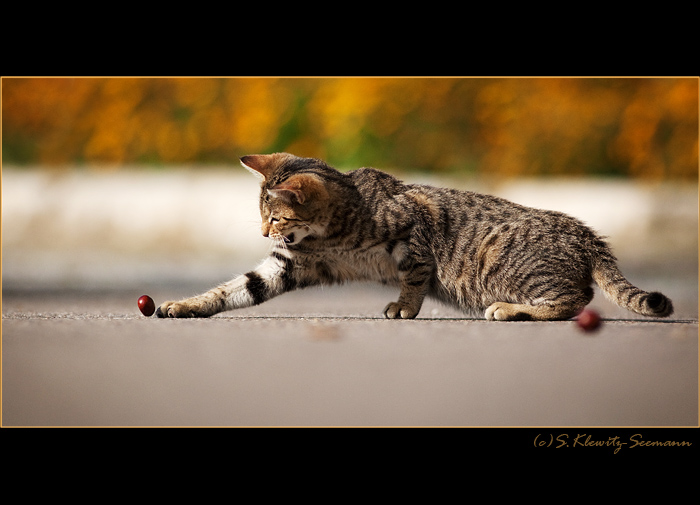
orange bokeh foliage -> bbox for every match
[2,77,697,179]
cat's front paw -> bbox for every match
[383,302,419,319]
[156,301,181,318]
[156,300,209,318]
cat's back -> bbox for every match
[348,167,407,196]
[344,166,590,236]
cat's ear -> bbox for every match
[268,174,326,205]
[267,178,307,204]
[240,154,275,181]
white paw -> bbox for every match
[485,303,507,321]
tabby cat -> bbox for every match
[156,153,673,321]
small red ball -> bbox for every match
[576,309,602,332]
[138,295,156,317]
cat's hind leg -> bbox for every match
[485,302,577,321]
[484,287,594,321]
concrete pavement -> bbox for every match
[2,284,697,427]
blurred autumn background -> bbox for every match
[2,77,698,311]
[3,77,698,178]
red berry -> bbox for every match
[576,309,601,332]
[138,295,156,317]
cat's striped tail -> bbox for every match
[591,255,674,317]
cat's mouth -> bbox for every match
[271,232,297,245]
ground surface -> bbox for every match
[3,283,697,427]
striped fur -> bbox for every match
[157,153,673,321]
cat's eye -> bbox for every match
[270,216,299,224]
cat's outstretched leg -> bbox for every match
[157,253,296,318]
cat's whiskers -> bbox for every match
[269,233,289,252]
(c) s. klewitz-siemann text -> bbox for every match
[534,433,692,454]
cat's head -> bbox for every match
[240,153,333,245]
